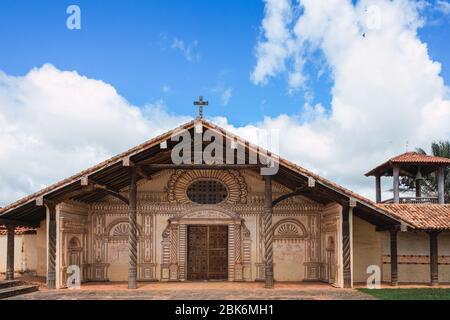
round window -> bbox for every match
[186,180,228,204]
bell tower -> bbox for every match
[365,152,450,204]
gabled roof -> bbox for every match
[366,152,450,177]
[377,204,450,230]
[0,118,417,229]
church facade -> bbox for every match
[1,117,450,290]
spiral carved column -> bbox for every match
[128,166,138,289]
[342,207,351,288]
[47,204,57,289]
[264,175,274,288]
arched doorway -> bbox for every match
[68,237,82,275]
[272,219,308,281]
[160,206,252,282]
[326,236,336,283]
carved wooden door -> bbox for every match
[208,225,228,280]
[187,225,228,280]
[187,226,208,280]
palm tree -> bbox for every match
[400,141,450,202]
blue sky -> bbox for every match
[0,1,449,125]
[0,0,449,204]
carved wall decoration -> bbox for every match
[56,168,341,285]
[273,219,308,241]
[160,207,252,282]
[320,205,340,285]
[241,222,252,280]
[167,170,248,204]
[112,223,130,237]
[58,205,89,288]
[325,236,336,283]
[383,255,450,265]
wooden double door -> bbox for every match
[187,225,228,280]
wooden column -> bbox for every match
[415,179,422,198]
[375,175,381,203]
[342,207,352,288]
[429,231,439,286]
[47,204,57,289]
[393,166,400,204]
[6,225,15,280]
[389,229,398,286]
[437,167,445,204]
[264,175,274,288]
[128,166,138,289]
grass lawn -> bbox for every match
[358,288,450,300]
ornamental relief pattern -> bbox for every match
[273,219,308,241]
[160,209,252,282]
[383,255,450,265]
[167,169,248,204]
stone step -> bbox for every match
[0,284,39,299]
[0,280,25,289]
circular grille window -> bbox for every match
[186,180,228,204]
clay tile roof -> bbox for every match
[377,204,450,230]
[390,152,450,164]
[366,152,450,176]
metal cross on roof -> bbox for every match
[193,96,208,119]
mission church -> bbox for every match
[1,97,450,290]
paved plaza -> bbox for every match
[6,282,375,300]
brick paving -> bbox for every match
[6,282,375,300]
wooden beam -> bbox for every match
[272,185,308,206]
[0,218,40,228]
[437,167,445,204]
[143,164,265,170]
[375,175,381,203]
[375,225,400,232]
[136,166,152,180]
[393,166,400,204]
[80,176,89,186]
[428,231,439,286]
[415,179,422,198]
[46,181,129,205]
[6,225,14,280]
[390,229,398,286]
[122,156,131,167]
[36,196,44,206]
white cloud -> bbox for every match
[248,0,450,199]
[437,0,450,15]
[171,38,200,62]
[0,64,190,206]
[251,0,294,85]
[212,86,233,106]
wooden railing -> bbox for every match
[381,197,439,204]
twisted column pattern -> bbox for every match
[47,205,57,289]
[264,175,274,288]
[342,208,351,288]
[128,167,138,289]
